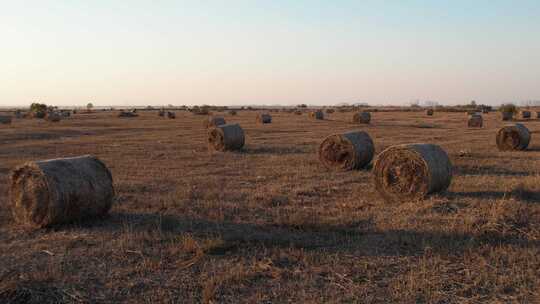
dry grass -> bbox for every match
[0,110,539,303]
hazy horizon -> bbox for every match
[2,1,540,107]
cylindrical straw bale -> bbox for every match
[9,155,115,228]
[208,123,245,151]
[353,112,371,124]
[496,123,530,151]
[467,114,483,128]
[310,110,324,120]
[373,144,452,203]
[318,131,374,171]
[204,116,226,129]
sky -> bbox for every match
[1,0,540,107]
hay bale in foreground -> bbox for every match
[521,111,531,119]
[426,109,434,116]
[204,116,226,129]
[353,112,371,124]
[467,114,483,128]
[0,115,12,125]
[501,111,513,121]
[309,110,324,120]
[496,123,530,151]
[373,144,452,203]
[318,131,374,171]
[9,155,114,228]
[208,123,245,151]
[167,111,176,119]
[256,113,272,124]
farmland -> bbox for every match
[0,110,539,303]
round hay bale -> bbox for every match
[353,112,371,124]
[318,131,374,171]
[208,123,245,151]
[309,110,324,120]
[496,123,530,151]
[426,109,434,116]
[373,144,452,203]
[256,113,272,124]
[204,116,226,129]
[229,110,237,116]
[158,109,165,117]
[467,114,483,128]
[167,111,176,119]
[0,115,13,125]
[521,111,531,119]
[118,111,138,118]
[9,155,114,228]
[501,111,513,121]
[536,111,540,119]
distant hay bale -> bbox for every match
[208,123,245,151]
[467,114,483,128]
[521,111,531,119]
[9,155,114,228]
[158,109,165,117]
[167,111,176,119]
[0,115,12,125]
[353,112,371,124]
[426,109,434,116]
[14,110,23,119]
[45,112,61,122]
[256,113,272,124]
[496,123,530,151]
[537,111,540,119]
[501,111,513,121]
[204,116,226,129]
[373,144,452,203]
[309,110,324,120]
[326,109,335,114]
[318,131,374,171]
[118,111,138,118]
[229,110,237,116]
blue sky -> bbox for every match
[1,1,539,106]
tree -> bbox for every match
[87,102,94,112]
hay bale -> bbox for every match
[309,110,324,120]
[521,111,531,119]
[45,112,61,122]
[326,109,335,114]
[536,111,540,119]
[501,111,513,121]
[467,114,483,128]
[256,113,272,124]
[33,111,46,119]
[118,111,138,118]
[167,111,176,119]
[229,110,237,116]
[158,109,165,117]
[373,144,452,203]
[0,115,12,125]
[318,131,374,171]
[204,116,226,129]
[353,112,371,124]
[9,155,114,228]
[426,109,434,116]
[294,110,302,115]
[208,123,245,151]
[496,123,530,151]
[14,110,23,119]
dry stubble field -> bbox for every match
[0,110,539,303]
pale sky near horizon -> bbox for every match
[2,1,540,107]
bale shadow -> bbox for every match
[454,165,531,177]
[245,146,309,155]
[448,190,540,203]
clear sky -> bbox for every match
[2,1,539,107]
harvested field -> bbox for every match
[0,110,539,303]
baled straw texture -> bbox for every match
[208,123,245,151]
[204,116,226,129]
[9,155,115,228]
[373,144,452,203]
[353,112,371,124]
[256,113,272,124]
[496,123,530,151]
[0,115,12,125]
[318,131,374,171]
[467,114,483,128]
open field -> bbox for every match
[0,110,539,303]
